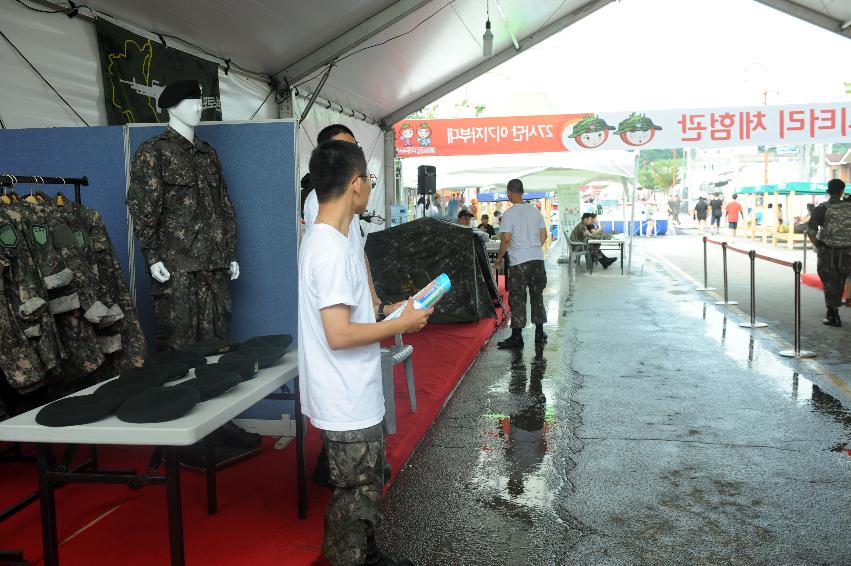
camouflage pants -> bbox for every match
[151,269,231,351]
[322,424,386,566]
[507,260,547,329]
[816,246,851,308]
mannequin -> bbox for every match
[149,96,240,284]
[127,80,240,350]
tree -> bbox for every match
[638,159,677,190]
[406,103,440,120]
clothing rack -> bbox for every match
[0,175,89,205]
[0,174,89,565]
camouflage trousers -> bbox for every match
[151,269,231,351]
[816,246,851,308]
[507,260,547,329]
[322,423,386,566]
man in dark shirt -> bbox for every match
[709,193,724,235]
[477,214,496,238]
[694,196,709,235]
[807,178,851,327]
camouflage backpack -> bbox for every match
[820,201,851,248]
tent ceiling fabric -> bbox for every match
[21,0,851,126]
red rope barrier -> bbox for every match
[726,245,749,255]
[754,253,795,268]
[705,238,723,246]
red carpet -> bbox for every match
[0,279,508,565]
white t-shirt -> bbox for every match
[303,189,364,257]
[499,202,546,265]
[297,224,384,431]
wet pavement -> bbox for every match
[378,250,851,565]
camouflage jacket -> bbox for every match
[127,128,238,272]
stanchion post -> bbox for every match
[739,250,767,328]
[696,236,716,291]
[780,261,815,358]
[802,235,807,274]
[715,242,738,305]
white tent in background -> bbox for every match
[401,150,638,270]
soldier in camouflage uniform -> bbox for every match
[127,124,238,351]
[808,179,851,327]
[495,179,548,348]
[569,213,616,268]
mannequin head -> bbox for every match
[159,80,203,142]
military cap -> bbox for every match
[182,366,241,401]
[182,339,242,357]
[239,343,288,368]
[215,350,260,381]
[158,80,202,109]
[144,350,207,370]
[117,366,171,387]
[96,379,154,400]
[142,360,190,382]
[36,393,123,427]
[116,386,200,423]
[569,115,615,138]
[243,334,293,350]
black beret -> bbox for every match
[239,343,287,368]
[216,350,259,381]
[182,366,241,401]
[116,386,200,423]
[243,334,293,350]
[36,393,123,427]
[158,80,202,109]
[118,366,171,387]
[182,339,242,356]
[145,350,207,370]
[96,379,154,400]
[143,360,191,382]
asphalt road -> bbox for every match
[377,254,851,565]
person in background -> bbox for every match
[794,203,815,233]
[571,213,616,268]
[299,140,431,566]
[763,203,777,229]
[457,209,475,226]
[493,210,502,231]
[709,192,724,235]
[725,193,744,240]
[495,179,549,349]
[470,198,479,219]
[669,194,681,225]
[478,214,496,238]
[645,202,656,236]
[807,178,851,327]
[694,195,709,235]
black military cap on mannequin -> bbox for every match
[116,386,200,423]
[182,366,242,401]
[158,80,202,109]
[216,350,259,381]
[36,393,123,427]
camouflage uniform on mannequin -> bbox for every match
[808,178,851,327]
[127,80,239,351]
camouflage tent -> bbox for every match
[365,218,500,323]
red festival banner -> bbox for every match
[393,102,851,157]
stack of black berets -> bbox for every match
[215,350,260,381]
[182,365,242,401]
[36,393,123,427]
[238,334,292,369]
[144,350,207,371]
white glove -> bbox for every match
[150,261,171,283]
[230,261,240,280]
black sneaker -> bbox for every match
[601,257,616,270]
[822,308,842,327]
[214,421,262,449]
[497,335,524,349]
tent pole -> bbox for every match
[627,154,638,275]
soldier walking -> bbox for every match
[495,179,549,349]
[808,178,851,327]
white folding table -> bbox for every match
[0,354,303,566]
[587,239,625,275]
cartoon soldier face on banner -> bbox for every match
[564,115,615,149]
[399,123,415,146]
[615,113,663,147]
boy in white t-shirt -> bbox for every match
[299,140,432,566]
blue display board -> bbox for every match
[127,121,299,345]
[0,126,131,274]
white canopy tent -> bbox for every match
[1,0,848,223]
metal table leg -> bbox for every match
[294,377,307,519]
[163,447,185,566]
[204,436,217,515]
[36,444,59,566]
